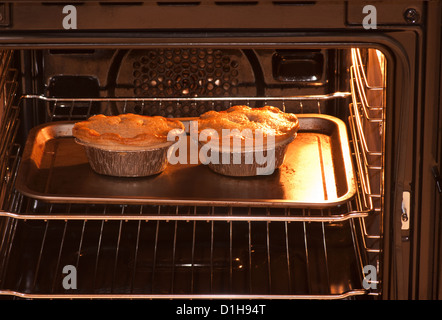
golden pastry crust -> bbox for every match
[197,105,299,147]
[73,113,185,150]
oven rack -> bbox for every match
[7,91,377,224]
[21,91,351,122]
[0,210,368,299]
[13,79,381,226]
[2,185,370,222]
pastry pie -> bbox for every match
[73,113,185,150]
[197,105,299,148]
[196,105,299,176]
[73,113,185,177]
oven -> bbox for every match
[0,0,441,302]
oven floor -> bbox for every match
[0,218,366,299]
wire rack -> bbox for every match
[0,213,368,299]
[22,91,350,121]
[8,90,377,222]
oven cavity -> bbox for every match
[0,46,385,300]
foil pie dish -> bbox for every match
[198,135,296,177]
[76,139,171,177]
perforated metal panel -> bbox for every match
[115,48,256,117]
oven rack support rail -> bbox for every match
[347,48,385,297]
[349,48,384,243]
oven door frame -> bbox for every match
[0,0,440,300]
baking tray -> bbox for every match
[15,114,356,208]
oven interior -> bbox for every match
[0,46,386,299]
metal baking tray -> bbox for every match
[15,114,356,208]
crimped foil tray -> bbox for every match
[15,114,356,208]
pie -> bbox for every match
[197,105,299,148]
[73,113,185,151]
